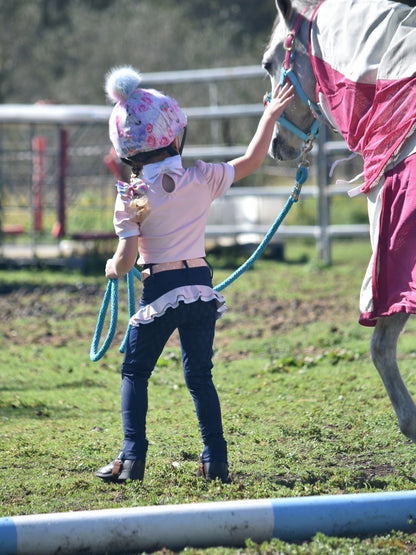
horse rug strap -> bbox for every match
[309,0,416,194]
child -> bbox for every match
[96,66,294,483]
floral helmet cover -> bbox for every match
[105,66,187,158]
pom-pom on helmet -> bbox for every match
[105,66,187,159]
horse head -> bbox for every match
[263,0,320,161]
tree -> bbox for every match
[0,0,272,104]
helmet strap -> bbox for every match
[178,126,187,155]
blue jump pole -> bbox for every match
[1,491,416,554]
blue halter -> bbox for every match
[265,10,322,143]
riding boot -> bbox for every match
[96,452,145,482]
[197,455,230,483]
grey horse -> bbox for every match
[263,0,416,458]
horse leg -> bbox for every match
[370,312,416,445]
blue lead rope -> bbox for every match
[90,166,308,362]
[213,167,307,293]
[90,278,118,361]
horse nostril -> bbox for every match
[271,137,281,160]
[272,134,301,161]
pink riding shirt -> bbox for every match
[113,155,235,325]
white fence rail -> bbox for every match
[0,66,368,264]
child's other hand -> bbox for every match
[265,82,294,120]
[105,258,118,280]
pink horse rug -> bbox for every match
[310,0,416,326]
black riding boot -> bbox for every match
[96,452,145,482]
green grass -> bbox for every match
[1,239,416,553]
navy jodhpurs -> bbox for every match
[120,298,227,463]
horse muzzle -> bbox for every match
[270,130,302,161]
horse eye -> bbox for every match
[263,61,273,75]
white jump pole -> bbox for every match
[1,491,416,555]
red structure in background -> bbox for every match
[32,136,46,233]
[51,133,119,242]
[104,147,129,182]
[51,128,68,238]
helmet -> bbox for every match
[105,66,187,158]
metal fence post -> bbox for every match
[317,126,331,264]
[0,124,2,247]
[208,82,220,145]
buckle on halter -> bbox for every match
[284,32,296,51]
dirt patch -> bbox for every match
[0,284,103,321]
[0,283,104,347]
[0,281,358,353]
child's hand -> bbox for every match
[105,258,118,280]
[265,82,294,120]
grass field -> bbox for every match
[1,238,416,554]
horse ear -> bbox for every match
[275,0,293,21]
